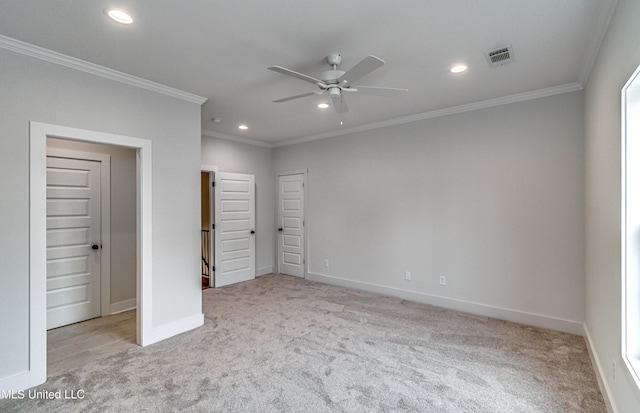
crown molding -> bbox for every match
[578,0,618,87]
[273,82,584,147]
[202,129,273,148]
[0,35,207,105]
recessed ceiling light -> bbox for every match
[105,8,134,24]
[317,103,330,109]
[450,64,468,74]
[238,124,249,130]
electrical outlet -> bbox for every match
[612,360,617,382]
[324,259,329,268]
[439,276,446,286]
[405,271,411,281]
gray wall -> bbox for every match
[584,0,640,410]
[46,138,137,308]
[201,136,275,275]
[0,48,203,379]
[273,91,585,326]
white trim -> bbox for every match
[583,324,618,413]
[257,266,273,277]
[201,82,585,149]
[46,147,110,162]
[621,62,640,399]
[0,371,36,397]
[202,129,273,148]
[145,313,204,345]
[578,0,618,86]
[46,147,112,318]
[272,83,584,147]
[23,121,154,393]
[200,165,219,173]
[275,169,308,279]
[308,272,585,335]
[110,299,137,315]
[0,35,207,105]
[135,136,154,347]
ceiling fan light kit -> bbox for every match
[268,53,408,115]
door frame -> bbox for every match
[28,121,153,389]
[274,169,308,278]
[201,165,218,287]
[46,147,112,317]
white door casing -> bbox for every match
[46,156,101,329]
[26,122,155,393]
[277,173,305,278]
[214,172,256,287]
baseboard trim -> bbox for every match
[257,266,273,277]
[583,324,617,413]
[145,313,204,346]
[110,298,136,315]
[308,272,584,335]
[0,370,45,397]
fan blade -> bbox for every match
[268,66,322,85]
[351,85,408,96]
[330,92,349,114]
[338,55,384,85]
[273,91,319,103]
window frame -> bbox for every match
[621,63,640,391]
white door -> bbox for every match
[278,174,305,278]
[214,172,256,287]
[46,157,101,329]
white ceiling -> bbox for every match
[0,1,615,145]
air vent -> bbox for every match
[485,45,514,67]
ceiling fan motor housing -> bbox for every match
[319,70,345,85]
[328,87,341,97]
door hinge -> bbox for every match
[212,181,215,187]
[212,265,215,271]
[212,224,215,229]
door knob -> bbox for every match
[278,228,283,231]
[250,230,255,234]
[91,244,99,250]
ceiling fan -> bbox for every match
[268,53,408,114]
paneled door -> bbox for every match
[46,156,101,329]
[277,173,304,278]
[214,172,256,287]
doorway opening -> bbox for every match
[201,166,257,288]
[28,122,153,389]
[45,140,137,376]
[201,169,215,289]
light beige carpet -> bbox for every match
[1,274,606,412]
